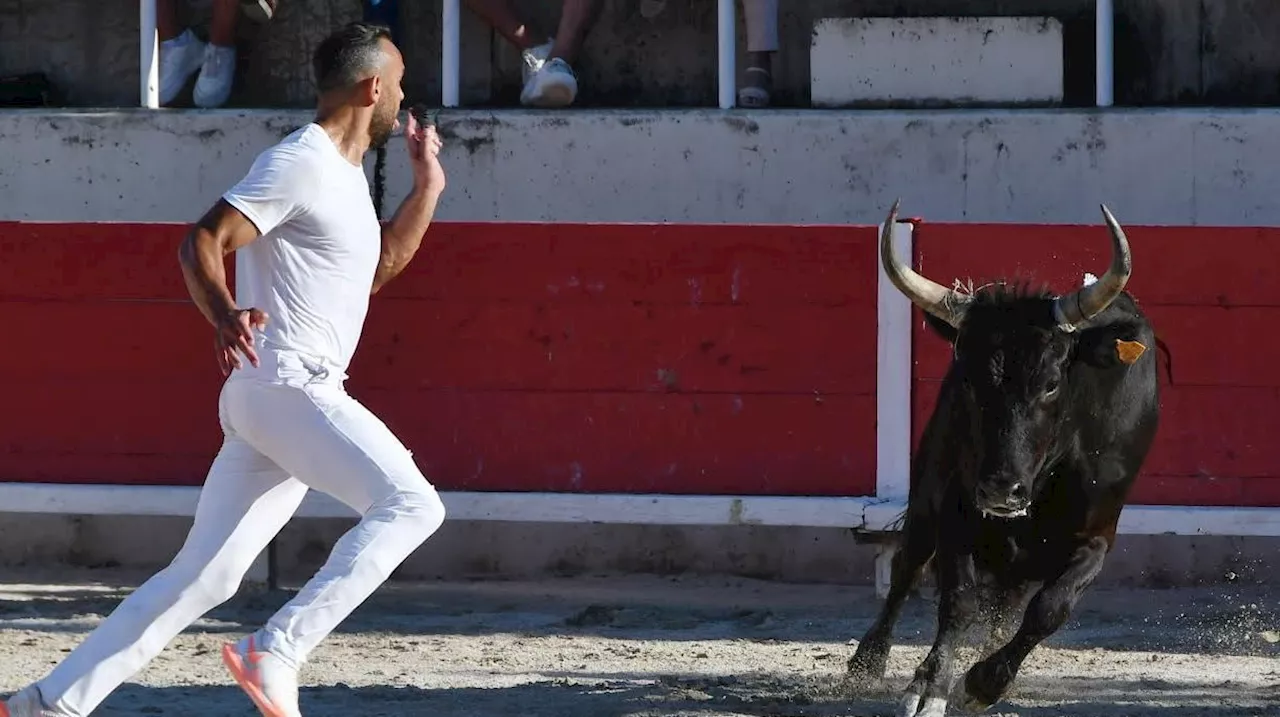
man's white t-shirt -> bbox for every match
[221,123,381,383]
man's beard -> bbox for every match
[369,109,395,149]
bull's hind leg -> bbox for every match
[963,536,1110,711]
[897,551,980,717]
[847,521,934,681]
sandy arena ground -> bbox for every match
[1,568,1278,716]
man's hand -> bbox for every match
[215,308,269,376]
[404,111,445,193]
[372,112,446,294]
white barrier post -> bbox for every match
[717,0,735,108]
[140,0,160,108]
[1096,0,1114,107]
[874,218,915,598]
[442,0,460,107]
[876,219,913,504]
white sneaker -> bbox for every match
[193,44,237,108]
[520,57,578,108]
[521,38,553,86]
[159,29,207,105]
[222,635,301,717]
[2,686,58,717]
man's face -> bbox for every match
[368,39,405,150]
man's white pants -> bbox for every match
[34,367,446,716]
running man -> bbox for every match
[4,21,448,717]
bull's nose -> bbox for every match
[976,480,1030,514]
[1007,481,1028,502]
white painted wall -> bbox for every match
[810,17,1064,107]
[4,109,1280,226]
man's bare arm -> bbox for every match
[371,115,446,295]
[372,184,443,294]
[178,199,261,326]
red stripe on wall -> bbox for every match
[0,222,876,306]
[359,390,874,495]
[9,220,1280,507]
[353,302,877,394]
[0,222,878,497]
[910,223,1280,507]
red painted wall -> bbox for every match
[911,223,1280,507]
[0,222,879,496]
[7,220,1276,506]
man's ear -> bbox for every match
[355,75,380,107]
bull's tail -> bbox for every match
[884,508,908,533]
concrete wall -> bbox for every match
[810,17,1066,107]
[1,512,1275,588]
[4,108,1280,226]
[2,107,1280,587]
[5,0,1280,108]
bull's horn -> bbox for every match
[879,199,970,329]
[1052,204,1133,329]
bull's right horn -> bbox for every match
[879,199,971,329]
[1051,204,1133,329]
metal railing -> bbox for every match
[1096,0,1114,106]
[442,0,460,107]
[135,2,1114,111]
[141,0,160,108]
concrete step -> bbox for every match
[811,16,1064,108]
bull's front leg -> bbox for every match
[963,535,1110,711]
[898,550,980,717]
[849,521,935,681]
[975,582,1036,661]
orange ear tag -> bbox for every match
[1115,339,1147,365]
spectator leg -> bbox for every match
[463,0,549,51]
[157,0,207,105]
[157,0,182,42]
[209,0,239,47]
[192,0,240,108]
[548,0,603,65]
[739,0,777,107]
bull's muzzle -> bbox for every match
[975,477,1031,518]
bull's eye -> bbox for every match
[1043,379,1061,399]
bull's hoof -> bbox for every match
[897,691,948,717]
[895,690,921,717]
[963,658,1013,712]
[846,641,890,681]
[961,692,996,714]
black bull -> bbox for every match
[847,201,1161,717]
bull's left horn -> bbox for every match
[879,199,971,329]
[1052,204,1133,329]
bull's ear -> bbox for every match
[1077,321,1147,369]
[923,311,959,343]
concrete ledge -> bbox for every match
[7,108,1280,226]
[4,484,1280,538]
[811,17,1065,108]
[0,483,872,528]
[0,512,1274,588]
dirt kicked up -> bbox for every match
[0,568,1277,716]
